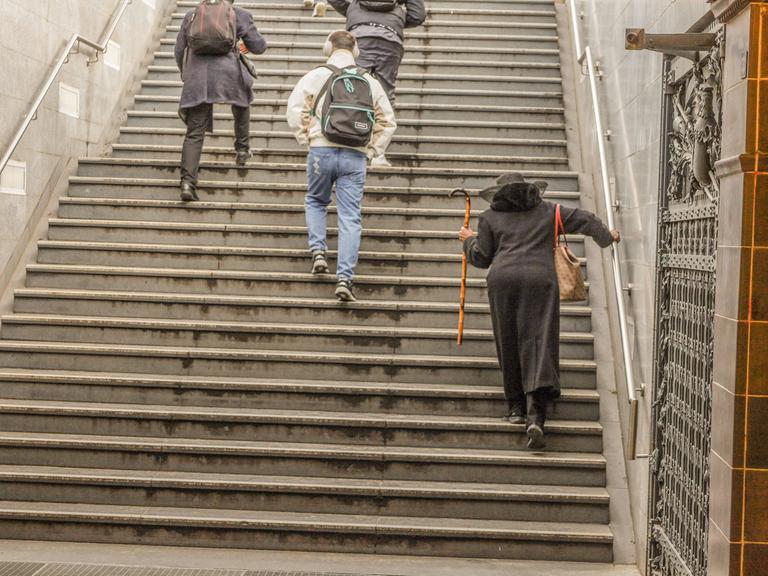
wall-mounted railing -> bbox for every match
[566,1,644,460]
[0,0,134,177]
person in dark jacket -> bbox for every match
[174,0,268,201]
[328,0,426,104]
[459,173,620,450]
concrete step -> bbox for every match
[24,262,591,309]
[75,159,579,191]
[124,109,568,140]
[109,144,570,171]
[163,26,561,51]
[138,80,564,107]
[0,339,598,388]
[0,399,603,452]
[157,38,562,64]
[145,65,562,93]
[10,288,594,332]
[32,240,585,279]
[0,314,594,359]
[0,369,600,420]
[66,177,583,208]
[45,219,586,257]
[118,124,568,155]
[0,500,612,561]
[151,51,563,78]
[0,431,607,485]
[177,1,560,22]
[0,465,609,523]
[132,95,567,123]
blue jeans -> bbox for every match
[305,147,367,280]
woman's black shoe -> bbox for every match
[180,182,199,202]
[506,402,526,424]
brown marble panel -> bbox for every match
[744,469,768,542]
[743,543,768,574]
[746,396,768,468]
[748,321,768,395]
[751,248,768,321]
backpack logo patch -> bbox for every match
[355,122,370,130]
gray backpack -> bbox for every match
[187,0,237,56]
[359,0,401,12]
[312,65,376,148]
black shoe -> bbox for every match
[335,279,356,302]
[180,182,199,202]
[506,401,526,424]
[235,149,252,166]
[311,250,329,275]
[526,423,546,450]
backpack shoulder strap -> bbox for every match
[311,65,341,117]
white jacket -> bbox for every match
[286,50,397,159]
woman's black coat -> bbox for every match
[463,183,613,405]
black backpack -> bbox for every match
[359,0,401,12]
[312,65,376,148]
[187,0,237,56]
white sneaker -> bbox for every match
[303,0,314,7]
[312,2,327,17]
[370,155,392,168]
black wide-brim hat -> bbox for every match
[478,172,549,203]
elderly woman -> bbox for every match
[460,173,620,450]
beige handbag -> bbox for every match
[554,204,587,301]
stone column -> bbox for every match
[709,1,768,574]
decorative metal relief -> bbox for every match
[648,29,724,576]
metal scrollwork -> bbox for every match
[648,28,723,576]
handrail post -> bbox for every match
[567,1,641,460]
[0,0,134,178]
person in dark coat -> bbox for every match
[174,0,268,201]
[459,173,620,450]
[328,0,426,104]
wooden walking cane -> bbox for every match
[449,188,472,345]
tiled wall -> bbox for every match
[0,0,173,291]
[571,0,712,567]
[709,3,768,574]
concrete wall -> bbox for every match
[568,0,712,570]
[0,0,174,288]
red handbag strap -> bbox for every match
[555,204,566,248]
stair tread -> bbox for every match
[79,157,576,176]
[67,176,582,197]
[127,110,565,128]
[0,369,598,401]
[0,465,609,501]
[12,288,590,316]
[134,95,566,113]
[35,240,587,266]
[0,500,611,540]
[0,398,602,433]
[1,313,594,342]
[0,339,596,370]
[47,219,584,241]
[0,430,606,467]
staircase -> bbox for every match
[0,0,615,563]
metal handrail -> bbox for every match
[566,1,642,460]
[0,0,134,177]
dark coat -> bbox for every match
[328,0,427,44]
[174,5,267,114]
[463,184,613,404]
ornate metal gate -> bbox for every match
[647,30,724,576]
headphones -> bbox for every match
[323,32,361,59]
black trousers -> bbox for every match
[355,36,404,104]
[180,103,250,186]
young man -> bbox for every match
[175,0,267,201]
[303,0,327,17]
[328,0,426,103]
[286,31,396,302]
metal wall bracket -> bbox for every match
[625,28,717,60]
